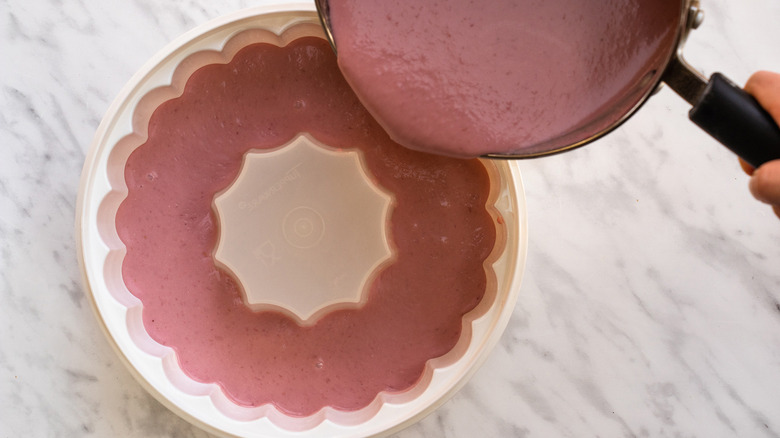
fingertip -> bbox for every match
[749,160,780,204]
[744,70,780,124]
[745,70,780,93]
[749,171,760,199]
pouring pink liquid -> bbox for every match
[328,0,680,156]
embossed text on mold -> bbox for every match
[239,163,303,211]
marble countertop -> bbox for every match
[3,0,780,436]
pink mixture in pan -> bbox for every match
[116,37,499,416]
[329,0,680,156]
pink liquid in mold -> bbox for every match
[328,0,681,157]
[115,38,499,416]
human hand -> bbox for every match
[739,71,780,220]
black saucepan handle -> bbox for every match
[688,73,780,168]
[662,56,780,168]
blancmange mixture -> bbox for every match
[116,37,501,416]
[329,0,680,156]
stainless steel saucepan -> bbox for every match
[316,0,780,166]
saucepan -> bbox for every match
[315,0,780,166]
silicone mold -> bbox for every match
[76,4,528,437]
